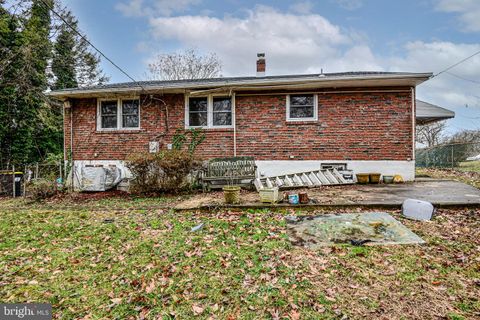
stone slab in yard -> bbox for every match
[287,212,425,249]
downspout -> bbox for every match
[69,100,74,191]
[62,102,66,170]
[232,92,237,157]
[411,87,415,162]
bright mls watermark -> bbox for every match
[0,304,51,320]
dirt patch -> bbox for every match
[42,190,131,204]
[174,185,371,209]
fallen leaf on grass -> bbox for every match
[313,303,326,313]
[269,308,280,320]
[192,304,204,315]
[145,279,155,293]
[290,309,301,320]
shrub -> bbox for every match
[126,150,202,194]
[27,179,58,200]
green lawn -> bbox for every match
[0,196,479,319]
[416,166,480,189]
[458,160,480,173]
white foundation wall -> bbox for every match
[70,159,416,191]
[255,160,415,181]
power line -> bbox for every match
[432,48,480,79]
[38,0,145,90]
[445,71,480,85]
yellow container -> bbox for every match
[223,186,241,204]
[393,175,404,183]
[356,173,370,184]
[369,173,381,184]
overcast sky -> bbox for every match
[65,0,480,133]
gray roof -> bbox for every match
[47,71,432,99]
[416,100,455,124]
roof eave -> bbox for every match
[46,73,432,100]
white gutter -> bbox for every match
[46,73,433,98]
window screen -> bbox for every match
[100,100,118,128]
[212,97,232,126]
[189,97,208,127]
[122,99,139,128]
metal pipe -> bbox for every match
[23,165,27,199]
[12,165,15,198]
[70,101,74,191]
[232,92,237,157]
[411,87,416,161]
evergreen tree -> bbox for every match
[51,10,77,89]
[24,0,52,90]
[51,8,108,89]
[24,0,63,164]
[0,0,109,167]
[76,42,108,87]
[0,3,24,166]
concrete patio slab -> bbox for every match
[174,179,480,210]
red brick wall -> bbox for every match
[64,88,414,161]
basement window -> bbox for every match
[286,94,318,121]
[186,95,233,128]
[97,98,140,130]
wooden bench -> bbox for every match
[201,156,257,191]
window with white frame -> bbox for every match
[186,95,233,128]
[188,97,208,127]
[98,98,140,130]
[212,97,232,126]
[286,94,318,121]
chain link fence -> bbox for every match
[416,142,480,171]
[0,162,65,198]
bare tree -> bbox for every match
[447,129,480,144]
[416,121,446,148]
[148,48,222,81]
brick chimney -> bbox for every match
[256,53,265,76]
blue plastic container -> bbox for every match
[288,193,299,205]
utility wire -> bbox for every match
[38,0,145,90]
[445,71,480,85]
[432,48,480,78]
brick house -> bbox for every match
[48,57,436,186]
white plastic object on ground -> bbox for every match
[402,198,434,221]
